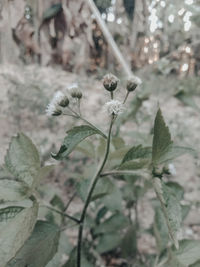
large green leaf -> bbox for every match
[52,125,104,160]
[153,178,182,249]
[0,198,38,266]
[152,109,173,165]
[122,145,152,163]
[5,133,40,188]
[153,207,169,253]
[7,221,60,267]
[0,206,24,222]
[0,179,30,202]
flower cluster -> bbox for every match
[46,91,69,116]
[104,100,124,115]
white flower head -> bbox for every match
[46,91,64,116]
[67,83,79,92]
[168,163,177,176]
[104,100,124,115]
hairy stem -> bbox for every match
[76,116,114,267]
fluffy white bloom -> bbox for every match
[67,83,79,92]
[104,100,124,115]
[46,91,64,116]
[52,91,65,105]
[168,163,177,176]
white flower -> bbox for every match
[104,100,124,115]
[46,91,64,116]
[52,91,65,105]
[67,83,79,92]
[168,163,177,176]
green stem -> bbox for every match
[123,91,129,104]
[76,116,114,267]
[42,205,80,224]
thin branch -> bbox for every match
[41,205,80,224]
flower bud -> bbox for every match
[103,73,119,92]
[71,89,82,99]
[126,76,142,92]
[52,108,62,116]
[59,96,69,107]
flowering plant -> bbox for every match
[0,73,197,267]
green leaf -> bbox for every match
[7,221,60,267]
[120,226,137,258]
[94,213,128,235]
[0,179,30,202]
[42,4,62,21]
[96,233,122,253]
[118,159,149,171]
[166,182,184,201]
[122,145,152,163]
[157,146,196,164]
[52,125,103,160]
[153,207,169,253]
[0,206,24,222]
[33,165,54,190]
[153,179,182,249]
[152,109,173,165]
[173,240,200,266]
[5,133,40,188]
[0,198,38,266]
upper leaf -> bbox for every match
[52,125,104,160]
[5,133,40,188]
[7,221,60,267]
[122,145,152,164]
[152,109,173,165]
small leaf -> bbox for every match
[152,109,173,165]
[94,213,128,235]
[52,125,104,160]
[120,226,137,258]
[42,4,62,21]
[96,233,122,253]
[158,146,196,164]
[5,133,40,188]
[118,159,149,170]
[7,221,60,267]
[33,165,54,190]
[122,145,152,163]
[0,198,38,266]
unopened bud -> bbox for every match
[126,76,142,92]
[103,73,119,92]
[71,89,82,99]
[59,96,69,107]
[52,108,62,116]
